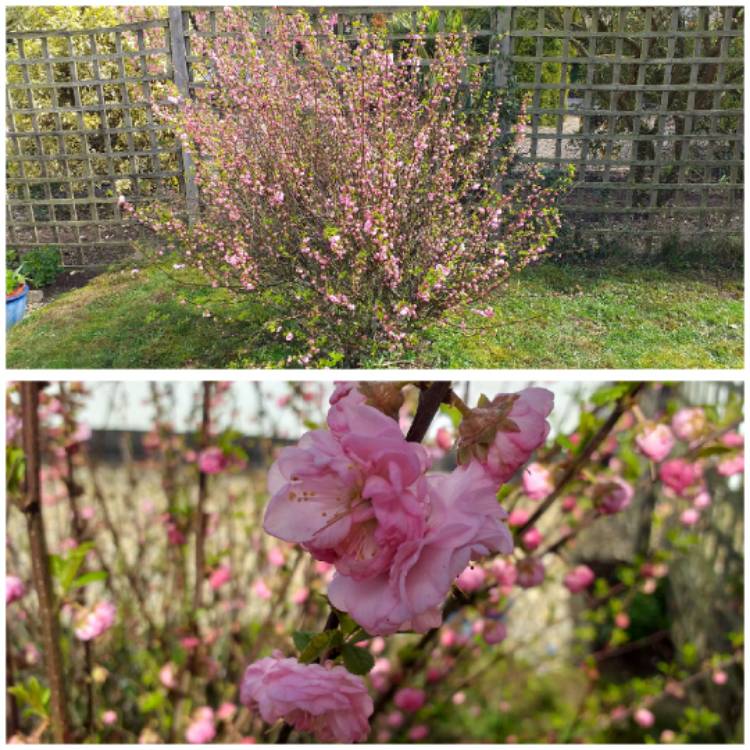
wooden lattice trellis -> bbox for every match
[5,6,744,267]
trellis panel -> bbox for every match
[6,6,744,266]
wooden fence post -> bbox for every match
[168,6,199,224]
[493,7,512,89]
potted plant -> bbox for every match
[6,268,29,330]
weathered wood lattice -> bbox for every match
[6,6,743,267]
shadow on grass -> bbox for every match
[6,257,743,369]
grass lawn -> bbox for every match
[6,258,743,369]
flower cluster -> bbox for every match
[74,600,116,641]
[135,9,571,365]
[263,383,553,636]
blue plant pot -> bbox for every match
[6,284,29,331]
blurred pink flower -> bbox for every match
[209,565,232,590]
[561,496,577,512]
[452,691,466,705]
[634,707,655,728]
[386,710,404,727]
[394,687,425,713]
[435,427,453,452]
[718,453,744,477]
[635,423,674,462]
[615,612,630,629]
[240,653,373,742]
[198,447,228,474]
[252,579,272,601]
[659,459,701,497]
[455,565,486,593]
[521,527,543,551]
[101,710,117,726]
[516,557,545,589]
[267,547,286,567]
[292,587,309,605]
[491,559,517,589]
[671,408,706,442]
[522,463,553,500]
[680,508,700,527]
[440,629,458,648]
[483,621,507,645]
[370,636,385,655]
[409,724,429,741]
[185,707,216,743]
[564,565,595,594]
[181,636,201,650]
[712,670,728,685]
[6,575,25,605]
[594,477,634,515]
[720,431,744,448]
[456,388,554,482]
[507,508,530,527]
[80,506,96,520]
[159,662,178,689]
[693,490,712,509]
[217,702,237,720]
[74,601,116,641]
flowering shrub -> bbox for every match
[5,381,744,743]
[132,9,571,365]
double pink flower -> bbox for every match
[264,384,552,635]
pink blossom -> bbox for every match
[452,691,466,705]
[507,508,530,527]
[561,496,577,512]
[635,423,674,462]
[240,653,373,742]
[693,490,712,509]
[209,565,232,590]
[456,388,554,483]
[522,463,553,500]
[409,725,429,741]
[264,400,430,582]
[252,579,272,601]
[370,636,386,655]
[521,527,543,551]
[634,708,655,728]
[435,427,453,451]
[659,459,701,496]
[564,565,595,594]
[101,710,117,726]
[217,702,237,721]
[712,670,728,685]
[160,662,178,689]
[327,462,512,635]
[720,431,744,448]
[6,576,25,605]
[394,687,425,713]
[615,612,630,629]
[186,708,216,744]
[6,413,22,442]
[483,621,508,645]
[198,447,228,474]
[181,636,201,650]
[491,559,517,589]
[718,453,744,477]
[268,547,286,567]
[516,557,545,588]
[386,710,404,728]
[440,629,458,648]
[74,600,116,641]
[594,477,634,515]
[455,565,487,593]
[680,508,700,527]
[292,587,309,605]
[661,729,676,742]
[671,408,706,442]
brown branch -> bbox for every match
[20,382,70,742]
[518,382,646,536]
[406,382,453,443]
[192,382,213,623]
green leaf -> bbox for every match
[138,690,165,713]
[292,630,316,653]
[591,383,631,406]
[439,403,462,429]
[70,570,108,590]
[299,631,337,664]
[341,644,375,675]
